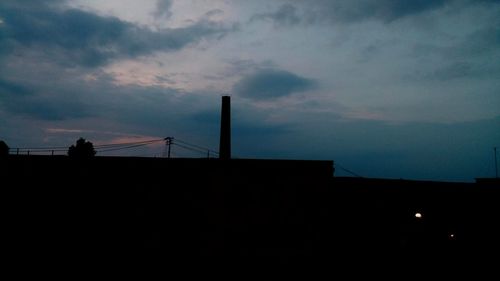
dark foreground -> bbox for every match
[2,155,499,271]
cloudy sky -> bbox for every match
[1,0,499,181]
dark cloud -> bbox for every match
[412,26,500,61]
[252,0,453,26]
[0,79,89,120]
[0,1,233,67]
[225,59,275,76]
[189,109,291,137]
[153,0,173,19]
[457,26,500,57]
[0,70,200,122]
[233,122,290,137]
[409,60,500,84]
[186,104,293,159]
[250,4,301,26]
[1,97,88,120]
[0,78,33,96]
[0,69,93,120]
[303,0,449,23]
[233,69,316,100]
[408,26,500,81]
[205,9,224,18]
[430,62,474,80]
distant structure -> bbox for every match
[0,140,9,157]
[475,147,500,185]
[219,96,231,160]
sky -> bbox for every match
[0,0,499,181]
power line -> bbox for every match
[11,138,164,151]
[8,137,220,158]
[172,143,209,155]
[13,148,67,152]
[175,138,219,155]
[93,139,164,148]
[11,147,68,151]
[335,163,363,178]
[96,143,159,153]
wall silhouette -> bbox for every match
[1,154,499,269]
[0,140,8,157]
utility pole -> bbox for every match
[165,137,173,159]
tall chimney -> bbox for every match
[219,96,231,159]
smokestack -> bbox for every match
[219,96,231,159]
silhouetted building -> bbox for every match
[475,177,500,186]
[0,140,8,157]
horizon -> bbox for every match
[1,0,499,182]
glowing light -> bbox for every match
[415,212,422,218]
[449,233,455,239]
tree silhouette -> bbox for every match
[68,138,96,158]
[0,140,9,157]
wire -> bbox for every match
[9,137,220,158]
[172,143,208,155]
[93,139,164,148]
[10,138,165,151]
[11,148,68,152]
[13,148,67,152]
[335,163,363,178]
[175,138,219,155]
[96,143,156,153]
